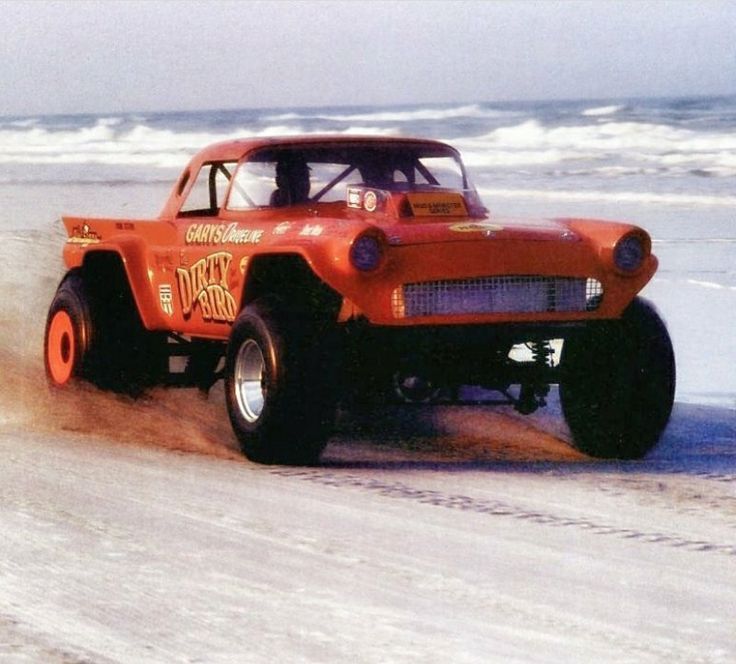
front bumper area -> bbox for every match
[340,318,605,392]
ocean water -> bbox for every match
[0,95,734,406]
[2,95,736,195]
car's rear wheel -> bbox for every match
[560,297,675,459]
[224,302,336,464]
[45,273,93,386]
[45,271,167,392]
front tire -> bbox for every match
[224,302,335,464]
[560,297,675,459]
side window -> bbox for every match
[179,162,236,216]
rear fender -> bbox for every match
[76,240,159,330]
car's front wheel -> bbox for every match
[560,297,675,459]
[224,302,335,464]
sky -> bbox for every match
[1,0,735,116]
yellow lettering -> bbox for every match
[176,251,236,322]
[176,268,192,316]
[197,290,212,320]
[192,258,207,295]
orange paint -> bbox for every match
[57,136,658,337]
[46,310,75,385]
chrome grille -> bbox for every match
[392,276,603,318]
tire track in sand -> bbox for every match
[272,469,736,558]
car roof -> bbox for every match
[191,134,458,164]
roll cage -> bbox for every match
[177,143,473,216]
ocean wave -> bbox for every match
[581,104,626,117]
[451,119,736,175]
[4,118,41,129]
[0,106,734,192]
[265,104,506,123]
[461,149,580,168]
[478,187,736,208]
[0,120,396,168]
[686,279,736,290]
[460,119,736,152]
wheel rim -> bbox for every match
[234,339,267,423]
[47,310,75,385]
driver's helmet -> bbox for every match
[273,153,310,206]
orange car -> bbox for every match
[45,135,675,463]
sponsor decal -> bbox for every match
[68,223,101,244]
[449,221,503,234]
[185,223,264,246]
[115,222,135,231]
[347,187,363,209]
[299,224,323,237]
[407,192,468,217]
[347,187,385,212]
[363,190,378,212]
[176,251,236,323]
[159,284,174,316]
[273,221,292,235]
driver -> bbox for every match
[270,154,310,207]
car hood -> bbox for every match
[380,216,580,247]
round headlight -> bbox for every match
[350,234,383,272]
[614,234,646,272]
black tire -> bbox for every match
[44,272,95,386]
[224,302,336,464]
[560,297,675,459]
[44,270,167,392]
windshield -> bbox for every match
[226,144,473,210]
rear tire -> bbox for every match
[560,297,675,459]
[44,270,166,392]
[224,302,336,465]
[44,273,94,386]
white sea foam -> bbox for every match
[686,279,733,290]
[0,120,398,170]
[0,109,734,188]
[458,119,736,153]
[266,104,504,123]
[6,118,40,128]
[1,115,733,172]
[451,119,736,176]
[581,104,625,116]
[461,149,573,168]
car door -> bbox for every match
[172,161,241,335]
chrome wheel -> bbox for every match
[234,339,266,423]
[225,302,333,465]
